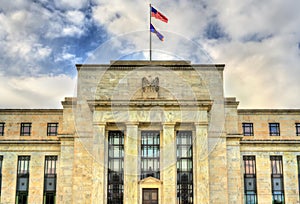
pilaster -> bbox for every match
[91,122,106,204]
[57,134,74,204]
[124,122,139,203]
[162,122,176,204]
[226,134,243,204]
[194,122,210,204]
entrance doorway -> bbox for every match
[142,188,158,204]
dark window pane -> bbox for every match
[107,131,124,204]
[0,156,3,196]
[20,123,31,136]
[47,123,58,136]
[243,156,257,204]
[0,123,4,136]
[141,131,160,180]
[270,156,284,203]
[296,123,300,136]
[297,156,300,202]
[16,156,30,203]
[269,123,280,136]
[177,131,193,204]
[44,156,57,204]
[243,123,254,136]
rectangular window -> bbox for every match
[296,123,300,136]
[177,131,193,204]
[47,123,58,136]
[20,123,32,136]
[297,156,300,201]
[0,156,3,199]
[269,123,280,136]
[107,131,124,204]
[0,123,4,136]
[141,131,160,180]
[44,156,58,204]
[16,156,30,204]
[243,123,254,136]
[243,156,257,204]
[270,156,284,203]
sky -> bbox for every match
[0,0,300,109]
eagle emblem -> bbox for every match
[142,77,159,92]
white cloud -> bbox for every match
[65,10,85,26]
[0,0,299,109]
[0,75,76,108]
[53,0,89,10]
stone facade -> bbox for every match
[0,61,299,203]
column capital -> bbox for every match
[93,122,106,126]
[162,122,176,127]
[125,121,139,126]
[194,122,209,127]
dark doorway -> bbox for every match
[142,188,158,204]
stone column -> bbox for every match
[1,153,17,203]
[162,122,176,203]
[92,122,106,204]
[194,122,210,204]
[57,134,74,204]
[124,122,139,203]
[226,135,243,204]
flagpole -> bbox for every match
[149,3,152,62]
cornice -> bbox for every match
[241,139,300,144]
[88,99,213,110]
[75,62,225,71]
[0,140,60,144]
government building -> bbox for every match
[0,61,300,204]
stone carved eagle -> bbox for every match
[142,77,159,92]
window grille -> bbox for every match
[44,156,58,204]
[296,123,300,136]
[0,156,3,197]
[177,131,193,204]
[269,123,280,136]
[297,156,300,202]
[0,123,4,136]
[270,156,284,204]
[107,131,124,204]
[242,123,254,136]
[141,131,160,180]
[16,156,30,204]
[20,123,31,136]
[243,156,257,204]
[47,123,58,136]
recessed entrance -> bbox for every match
[142,188,158,204]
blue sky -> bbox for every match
[0,0,300,108]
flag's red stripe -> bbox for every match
[151,12,168,23]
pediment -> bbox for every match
[139,176,162,184]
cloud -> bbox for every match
[0,0,299,109]
[0,75,76,108]
[53,0,89,10]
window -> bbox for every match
[141,131,160,180]
[243,123,254,136]
[270,156,284,204]
[0,123,4,136]
[269,123,280,136]
[44,156,58,204]
[16,156,30,204]
[243,156,257,204]
[297,156,300,201]
[296,123,300,136]
[0,156,3,199]
[20,123,31,136]
[47,123,58,136]
[177,131,193,204]
[107,131,124,204]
